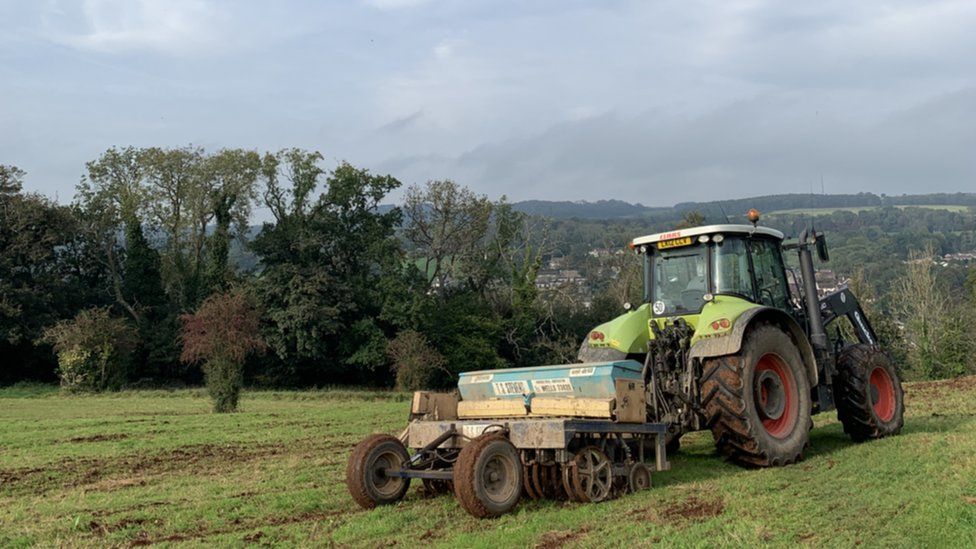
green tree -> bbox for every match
[966,268,976,305]
[675,210,706,229]
[402,180,493,293]
[77,147,149,322]
[251,152,403,385]
[140,147,260,308]
[894,248,975,379]
[1,166,104,383]
[41,307,138,392]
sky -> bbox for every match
[2,0,975,208]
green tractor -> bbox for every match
[578,213,905,465]
[346,214,906,518]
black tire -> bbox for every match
[346,434,411,509]
[453,435,523,518]
[701,323,812,467]
[834,344,904,442]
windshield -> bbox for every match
[651,244,707,315]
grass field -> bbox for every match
[767,204,972,216]
[1,378,975,548]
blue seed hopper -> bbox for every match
[454,360,646,421]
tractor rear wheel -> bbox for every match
[701,323,812,466]
[834,344,904,441]
[453,435,523,518]
[346,434,411,509]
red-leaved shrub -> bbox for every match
[180,290,265,412]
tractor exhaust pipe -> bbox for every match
[798,229,829,355]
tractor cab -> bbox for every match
[630,224,792,319]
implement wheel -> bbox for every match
[346,434,411,509]
[701,323,812,467]
[453,435,523,518]
[628,463,652,492]
[570,446,613,503]
[834,344,904,441]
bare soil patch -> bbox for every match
[907,376,976,397]
[535,526,590,549]
[0,442,287,497]
[661,495,725,523]
[68,433,129,443]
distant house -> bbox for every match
[535,269,587,289]
[787,268,848,299]
[588,247,625,258]
[943,252,976,263]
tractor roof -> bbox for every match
[631,224,784,247]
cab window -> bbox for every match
[712,237,753,299]
[750,238,790,309]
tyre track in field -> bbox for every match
[0,437,341,497]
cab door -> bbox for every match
[749,238,791,310]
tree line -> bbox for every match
[2,150,975,407]
[0,148,616,399]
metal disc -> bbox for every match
[571,446,613,503]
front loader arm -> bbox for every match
[819,288,878,346]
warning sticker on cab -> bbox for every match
[492,380,529,396]
[532,378,573,393]
[569,367,596,377]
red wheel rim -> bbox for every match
[753,353,798,438]
[869,366,896,422]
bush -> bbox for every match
[41,308,137,392]
[388,330,449,390]
[180,290,265,412]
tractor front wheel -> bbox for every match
[701,323,812,467]
[834,344,904,441]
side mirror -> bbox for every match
[815,234,829,262]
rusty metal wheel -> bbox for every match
[346,434,411,509]
[530,462,546,499]
[546,464,567,500]
[562,463,582,502]
[628,463,651,492]
[453,435,523,518]
[523,463,540,499]
[571,446,613,503]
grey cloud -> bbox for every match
[2,0,975,207]
[382,88,976,205]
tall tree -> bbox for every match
[251,152,403,385]
[1,166,101,382]
[199,149,261,294]
[77,147,149,321]
[402,181,492,293]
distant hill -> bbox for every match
[510,199,659,219]
[501,192,976,220]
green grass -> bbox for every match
[767,204,971,216]
[1,378,974,548]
